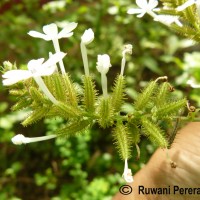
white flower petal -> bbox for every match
[127,8,143,14]
[58,32,73,39]
[137,11,147,18]
[27,58,45,72]
[136,0,148,8]
[2,70,32,85]
[43,23,58,39]
[149,0,159,9]
[57,22,78,38]
[42,52,66,70]
[28,31,50,41]
[81,28,94,45]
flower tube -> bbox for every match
[122,158,134,183]
[12,134,57,145]
[120,44,133,76]
[80,28,94,76]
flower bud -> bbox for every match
[11,134,25,145]
[81,28,94,45]
[96,54,112,74]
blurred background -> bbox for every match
[0,0,200,199]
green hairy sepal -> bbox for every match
[134,81,157,111]
[131,79,187,148]
[82,75,97,113]
[154,82,171,107]
[44,73,78,106]
[112,122,132,160]
[97,97,114,128]
[141,117,168,148]
[55,119,91,137]
[111,75,126,113]
[153,98,187,119]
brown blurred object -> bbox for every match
[113,122,200,200]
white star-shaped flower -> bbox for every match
[28,22,77,41]
[2,52,66,86]
[127,0,158,18]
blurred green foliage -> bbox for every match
[0,0,200,199]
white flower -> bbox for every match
[28,22,77,41]
[96,54,112,74]
[96,54,112,98]
[187,79,200,88]
[12,134,57,145]
[28,22,77,74]
[122,44,133,56]
[177,0,199,11]
[121,44,133,76]
[122,159,134,183]
[80,28,94,76]
[127,0,158,18]
[2,52,66,104]
[2,52,66,86]
[81,28,94,45]
[154,15,183,27]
